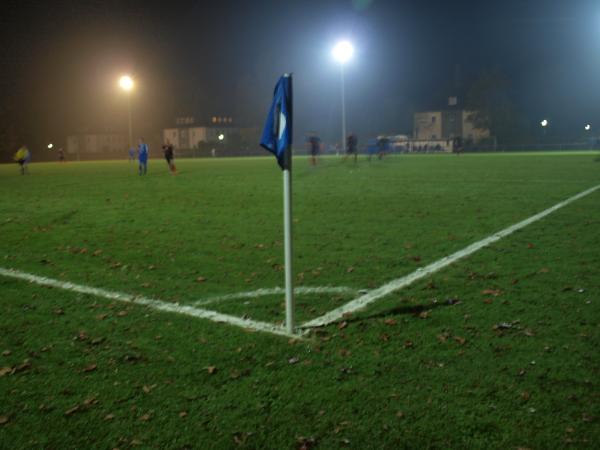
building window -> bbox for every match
[431,116,436,124]
[432,134,437,139]
[212,117,217,123]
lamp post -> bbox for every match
[119,75,134,150]
[332,41,354,154]
[540,119,549,144]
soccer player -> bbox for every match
[162,141,177,174]
[307,133,321,166]
[138,137,149,175]
[343,132,358,163]
[58,148,65,163]
[13,145,30,175]
[128,147,136,162]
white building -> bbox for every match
[163,116,239,149]
[66,133,128,156]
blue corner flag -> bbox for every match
[260,74,293,170]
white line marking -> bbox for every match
[194,286,358,306]
[301,184,600,329]
[0,268,298,339]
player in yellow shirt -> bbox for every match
[13,146,31,175]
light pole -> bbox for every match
[332,41,354,154]
[540,119,549,143]
[119,75,134,150]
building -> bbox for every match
[162,116,240,149]
[66,133,128,158]
[413,109,490,148]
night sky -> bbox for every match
[2,0,600,151]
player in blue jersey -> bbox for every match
[138,137,148,175]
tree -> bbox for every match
[465,69,525,144]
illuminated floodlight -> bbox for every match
[332,41,354,64]
[218,134,225,141]
[585,124,591,131]
[47,143,53,149]
[540,119,548,127]
[119,75,134,91]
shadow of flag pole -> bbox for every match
[259,74,295,334]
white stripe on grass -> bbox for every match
[301,184,600,329]
[194,286,359,306]
[0,268,297,338]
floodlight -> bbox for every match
[540,119,548,127]
[585,124,591,131]
[119,75,134,91]
[218,134,225,141]
[332,41,354,64]
[47,143,53,149]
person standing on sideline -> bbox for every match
[138,137,149,175]
[307,133,321,166]
[13,145,31,175]
[162,141,177,174]
[58,148,65,163]
[128,146,136,162]
[343,132,358,163]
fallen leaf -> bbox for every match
[1,350,11,356]
[179,411,188,418]
[418,311,430,319]
[64,405,80,416]
[206,366,217,374]
[296,436,317,450]
[288,357,299,365]
[453,336,466,345]
[82,364,97,373]
[346,267,354,273]
[403,340,414,349]
[482,289,502,296]
[139,413,151,422]
[384,319,397,326]
[337,321,348,330]
[196,277,207,283]
[117,310,128,317]
[396,411,404,418]
[0,367,13,377]
[104,414,115,421]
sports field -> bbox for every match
[1,153,599,448]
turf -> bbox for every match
[0,153,599,448]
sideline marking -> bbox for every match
[0,268,297,339]
[194,286,358,306]
[301,184,600,329]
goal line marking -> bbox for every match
[0,268,297,339]
[301,184,600,329]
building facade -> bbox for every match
[66,133,128,157]
[413,110,490,142]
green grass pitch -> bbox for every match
[0,153,599,448]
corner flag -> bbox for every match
[260,74,293,170]
[259,74,295,334]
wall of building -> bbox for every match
[414,111,443,140]
[66,134,127,155]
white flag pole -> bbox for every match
[282,73,294,334]
[283,167,294,334]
